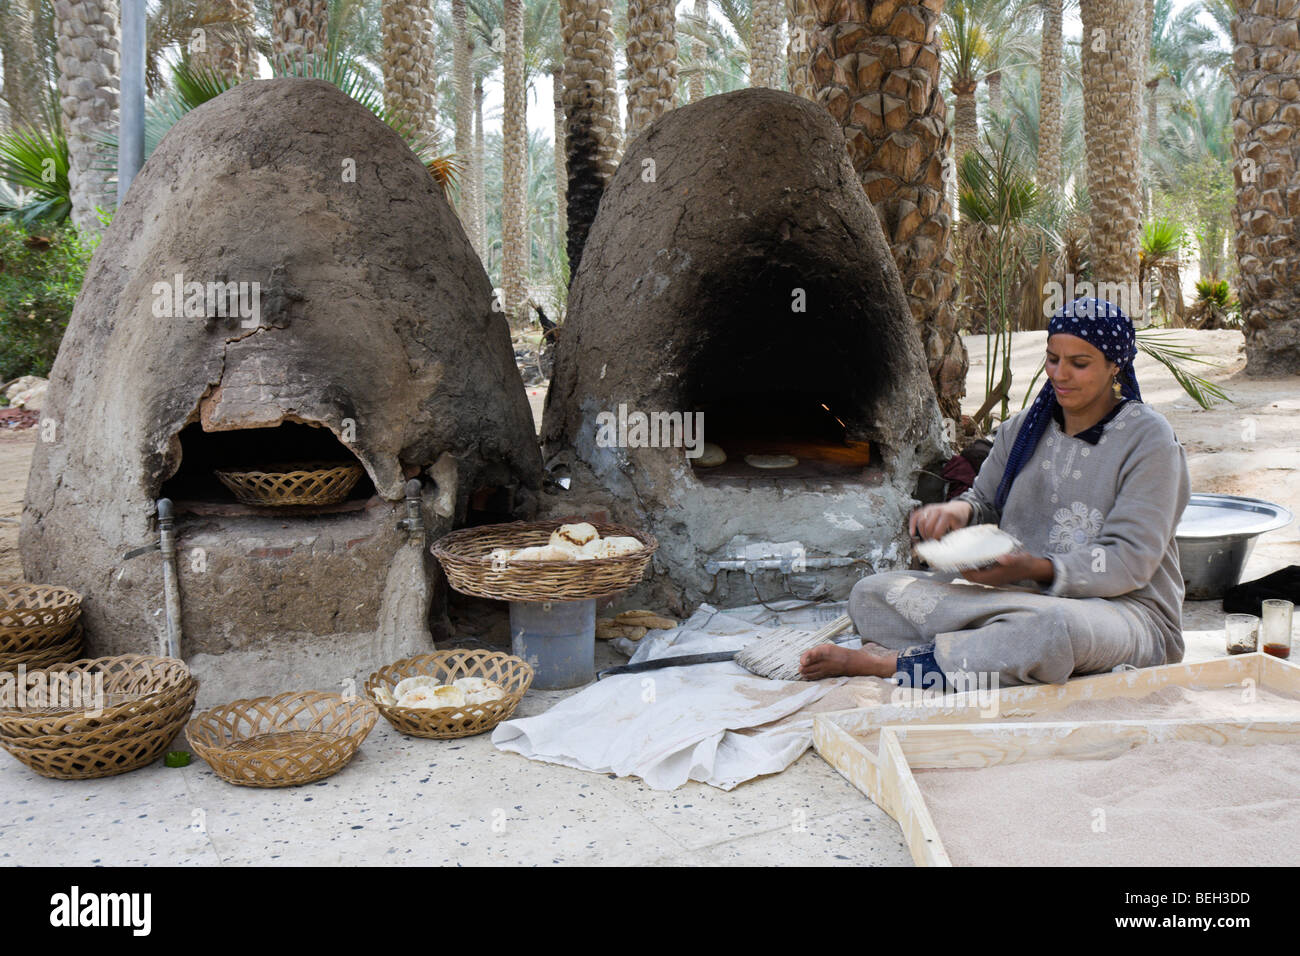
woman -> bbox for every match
[801,298,1191,687]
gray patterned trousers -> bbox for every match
[847,570,1170,686]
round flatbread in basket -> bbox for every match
[365,650,533,739]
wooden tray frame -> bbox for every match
[813,653,1300,867]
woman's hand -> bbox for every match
[960,551,1055,587]
[908,500,974,541]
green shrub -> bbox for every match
[0,219,97,380]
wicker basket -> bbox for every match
[186,691,378,787]
[8,685,198,751]
[0,655,194,740]
[431,520,657,602]
[0,584,82,652]
[365,650,533,739]
[215,461,364,507]
[0,708,193,779]
[0,622,83,670]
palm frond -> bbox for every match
[0,124,71,224]
[1134,329,1231,408]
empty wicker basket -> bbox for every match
[0,621,84,670]
[215,461,364,507]
[431,520,657,602]
[186,691,379,787]
[365,650,533,739]
[0,584,82,654]
[0,655,195,741]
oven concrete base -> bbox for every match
[536,457,920,616]
[185,625,437,707]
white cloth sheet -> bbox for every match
[491,600,867,790]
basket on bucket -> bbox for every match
[430,520,657,602]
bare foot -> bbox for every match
[799,643,898,680]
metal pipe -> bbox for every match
[704,556,861,574]
[397,479,425,542]
[157,499,183,658]
[117,0,146,206]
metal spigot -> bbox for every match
[397,479,424,535]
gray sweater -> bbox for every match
[956,399,1192,661]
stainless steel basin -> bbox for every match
[1175,493,1294,600]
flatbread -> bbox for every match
[914,524,1021,571]
[745,453,798,469]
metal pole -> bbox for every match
[157,499,183,659]
[117,0,146,206]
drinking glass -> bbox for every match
[1261,599,1294,660]
[1224,613,1259,655]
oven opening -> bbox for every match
[160,421,377,510]
[682,262,884,480]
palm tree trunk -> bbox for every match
[474,75,487,258]
[1037,0,1063,195]
[382,0,437,140]
[690,0,707,101]
[3,0,44,129]
[1140,0,1153,217]
[625,0,678,138]
[749,0,784,88]
[502,0,528,325]
[1079,0,1144,300]
[787,0,815,99]
[552,66,567,247]
[452,0,474,237]
[986,70,1001,118]
[811,0,968,422]
[952,79,979,162]
[190,0,257,80]
[1231,0,1300,374]
[1145,76,1158,158]
[271,0,328,63]
[560,0,622,275]
[1142,0,1152,136]
[55,0,119,233]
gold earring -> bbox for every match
[1112,376,1122,399]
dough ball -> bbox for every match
[696,443,727,467]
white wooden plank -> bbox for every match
[890,717,1300,769]
[877,729,951,867]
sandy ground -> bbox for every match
[0,430,34,582]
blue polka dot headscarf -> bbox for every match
[993,298,1143,511]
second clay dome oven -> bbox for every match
[541,89,949,612]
